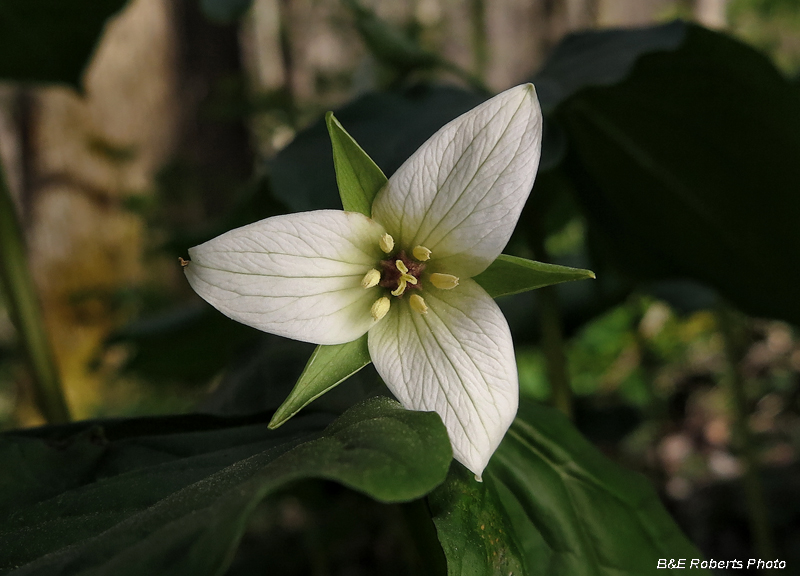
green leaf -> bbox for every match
[473,254,595,299]
[556,24,800,324]
[0,397,451,576]
[533,21,686,114]
[427,464,526,576]
[326,112,388,216]
[0,0,128,87]
[269,334,371,429]
[429,399,707,575]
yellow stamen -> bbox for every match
[412,245,431,261]
[430,273,459,290]
[379,233,394,254]
[361,269,381,289]
[371,297,390,320]
[391,259,417,296]
[409,294,428,314]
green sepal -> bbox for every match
[473,254,595,299]
[326,111,388,216]
[268,334,371,429]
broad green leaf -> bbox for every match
[533,21,686,114]
[269,334,371,429]
[326,112,388,216]
[473,254,595,299]
[429,399,708,575]
[556,24,800,324]
[271,87,484,212]
[0,397,451,576]
[529,22,686,170]
[0,0,128,87]
[427,464,525,576]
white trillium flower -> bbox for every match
[185,84,543,479]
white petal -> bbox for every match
[372,84,542,278]
[368,279,518,477]
[185,210,386,345]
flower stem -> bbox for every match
[0,153,70,423]
[716,303,775,559]
[531,224,572,419]
[539,283,572,418]
[402,499,447,575]
[469,0,488,82]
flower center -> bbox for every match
[363,235,459,320]
[379,251,425,297]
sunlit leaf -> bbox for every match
[0,397,451,576]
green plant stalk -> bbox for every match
[538,284,572,419]
[716,304,775,559]
[402,499,447,576]
[469,0,488,81]
[277,0,298,129]
[531,227,572,419]
[0,157,70,423]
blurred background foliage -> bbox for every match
[1,0,800,573]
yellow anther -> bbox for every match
[430,273,459,290]
[379,233,394,254]
[361,269,381,289]
[409,294,428,315]
[412,245,431,261]
[371,297,391,320]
